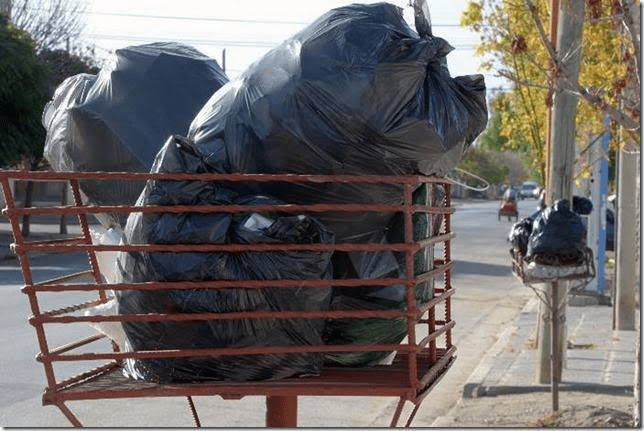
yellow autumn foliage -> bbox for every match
[462,0,640,182]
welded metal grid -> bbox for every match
[1,170,456,427]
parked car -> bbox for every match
[519,181,540,199]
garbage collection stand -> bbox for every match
[0,170,456,427]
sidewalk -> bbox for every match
[433,294,639,427]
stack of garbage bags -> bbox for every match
[44,3,487,383]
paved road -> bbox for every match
[0,199,538,427]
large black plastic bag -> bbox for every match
[43,42,228,226]
[187,2,487,242]
[116,136,334,382]
[526,199,587,265]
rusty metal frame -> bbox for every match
[1,170,456,428]
[510,248,596,286]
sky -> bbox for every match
[82,0,510,94]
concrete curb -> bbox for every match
[430,295,539,426]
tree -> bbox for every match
[1,13,98,236]
[38,47,100,94]
[461,0,640,179]
[478,109,534,184]
[458,147,510,190]
[0,14,49,167]
[0,13,50,236]
[478,110,508,153]
[10,0,88,52]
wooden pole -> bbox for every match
[536,0,585,392]
[614,148,638,330]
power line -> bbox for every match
[86,9,469,27]
[87,10,310,26]
[86,33,477,51]
[86,33,278,48]
[26,6,473,28]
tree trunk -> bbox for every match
[536,0,585,391]
[59,182,67,234]
[20,180,33,238]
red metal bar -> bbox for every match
[389,397,407,427]
[28,276,414,293]
[40,309,407,325]
[186,396,202,428]
[443,183,453,350]
[1,176,58,392]
[39,334,106,358]
[403,182,419,390]
[68,179,106,301]
[5,202,435,217]
[266,395,297,427]
[54,402,83,427]
[13,241,420,254]
[404,402,422,427]
[417,320,456,348]
[45,342,416,363]
[46,362,121,394]
[0,170,448,185]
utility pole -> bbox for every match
[613,0,640,332]
[614,148,639,330]
[536,0,585,406]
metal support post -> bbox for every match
[266,395,298,427]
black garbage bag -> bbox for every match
[508,209,542,256]
[572,195,593,215]
[43,42,228,227]
[116,136,334,383]
[322,183,439,366]
[525,199,587,265]
[187,2,487,242]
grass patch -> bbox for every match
[535,412,562,427]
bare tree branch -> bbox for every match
[11,0,88,51]
[497,69,551,90]
[525,0,640,132]
[572,84,640,130]
[526,0,556,60]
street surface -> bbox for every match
[0,198,538,427]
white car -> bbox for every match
[519,181,540,199]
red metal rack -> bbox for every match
[0,170,456,427]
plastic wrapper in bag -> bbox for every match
[89,225,124,284]
[187,2,487,243]
[508,214,537,256]
[526,199,587,265]
[116,136,334,382]
[42,42,228,227]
